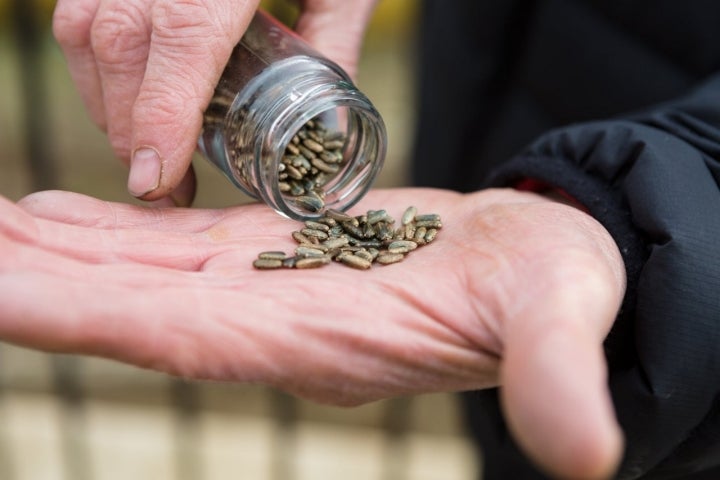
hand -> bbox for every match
[52,0,377,206]
[2,187,625,479]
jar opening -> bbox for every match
[260,99,386,220]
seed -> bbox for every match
[323,237,350,249]
[302,138,325,153]
[282,256,298,268]
[402,206,417,225]
[424,228,438,243]
[376,253,404,265]
[289,182,305,196]
[376,223,393,242]
[278,182,291,192]
[253,258,283,269]
[320,151,338,163]
[325,208,354,222]
[324,131,345,142]
[296,256,332,269]
[355,249,374,262]
[286,142,300,156]
[317,216,337,227]
[388,240,418,253]
[362,223,376,239]
[304,220,330,232]
[404,223,416,240]
[340,254,372,270]
[292,231,311,244]
[301,228,329,240]
[295,246,327,257]
[414,227,427,245]
[298,145,316,159]
[367,209,389,225]
[415,219,443,229]
[342,222,365,238]
[258,251,287,260]
[415,213,441,223]
[323,139,344,150]
[285,164,304,180]
[295,195,324,212]
[311,157,340,174]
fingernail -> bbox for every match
[128,147,162,197]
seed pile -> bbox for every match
[253,206,442,270]
[278,119,347,213]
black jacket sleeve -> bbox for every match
[486,73,720,479]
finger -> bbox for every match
[0,195,39,242]
[91,0,153,162]
[129,0,260,201]
[295,0,378,78]
[501,261,624,479]
[52,0,106,129]
[18,190,257,232]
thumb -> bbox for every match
[294,0,377,79]
[501,265,625,479]
[128,0,260,201]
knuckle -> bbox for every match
[90,4,149,66]
[151,0,215,35]
[52,0,97,48]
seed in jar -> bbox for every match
[302,138,325,153]
[323,139,344,150]
[295,195,324,212]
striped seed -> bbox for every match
[258,251,287,260]
[376,253,404,265]
[295,256,332,269]
[295,246,328,257]
[253,258,283,269]
[401,206,417,225]
[301,228,329,240]
[424,228,438,243]
[340,254,372,270]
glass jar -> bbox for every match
[198,9,387,220]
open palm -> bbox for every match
[2,187,625,479]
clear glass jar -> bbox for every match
[198,9,387,220]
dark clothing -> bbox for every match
[412,1,720,479]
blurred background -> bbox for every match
[0,0,481,478]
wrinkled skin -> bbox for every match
[1,187,625,479]
[52,0,377,205]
